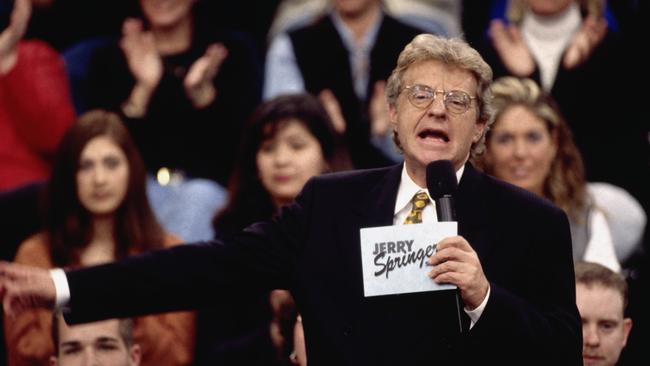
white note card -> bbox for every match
[360,222,457,297]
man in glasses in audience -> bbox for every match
[1,34,581,365]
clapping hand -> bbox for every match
[0,0,30,73]
[184,43,228,108]
[119,18,164,117]
[489,19,535,77]
[369,80,390,138]
[318,89,347,134]
[120,18,163,91]
[563,15,607,69]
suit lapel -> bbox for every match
[331,165,402,321]
[348,163,493,259]
[349,163,492,251]
[457,163,493,261]
[351,164,402,228]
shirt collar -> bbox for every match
[394,162,465,215]
[330,9,383,52]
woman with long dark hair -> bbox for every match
[4,110,195,366]
[196,93,351,365]
[84,0,262,242]
[213,93,351,235]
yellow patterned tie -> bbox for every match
[403,192,430,224]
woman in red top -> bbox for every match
[0,0,75,191]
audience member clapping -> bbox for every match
[479,0,649,222]
[84,0,262,241]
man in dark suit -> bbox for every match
[0,34,581,365]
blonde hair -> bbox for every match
[386,34,495,159]
[480,77,587,221]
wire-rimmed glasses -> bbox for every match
[402,84,476,114]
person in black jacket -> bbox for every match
[0,34,581,366]
[84,0,262,241]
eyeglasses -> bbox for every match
[402,84,476,114]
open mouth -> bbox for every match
[417,129,449,142]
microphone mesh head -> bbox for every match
[426,160,458,199]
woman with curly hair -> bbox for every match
[476,76,620,272]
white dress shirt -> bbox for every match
[394,164,489,327]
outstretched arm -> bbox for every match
[0,261,56,316]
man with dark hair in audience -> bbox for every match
[575,261,633,366]
[50,313,140,366]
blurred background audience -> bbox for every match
[50,313,141,366]
[575,261,632,366]
[4,110,195,366]
[477,0,649,236]
[476,77,646,272]
[0,1,648,365]
[264,0,425,167]
[79,0,262,241]
[1,0,74,191]
[195,93,350,366]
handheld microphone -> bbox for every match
[426,160,457,222]
[426,159,464,333]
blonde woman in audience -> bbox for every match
[481,0,650,227]
[4,110,195,366]
[477,77,619,272]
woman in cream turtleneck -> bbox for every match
[487,0,607,91]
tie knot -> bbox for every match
[412,192,430,207]
[404,191,430,224]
